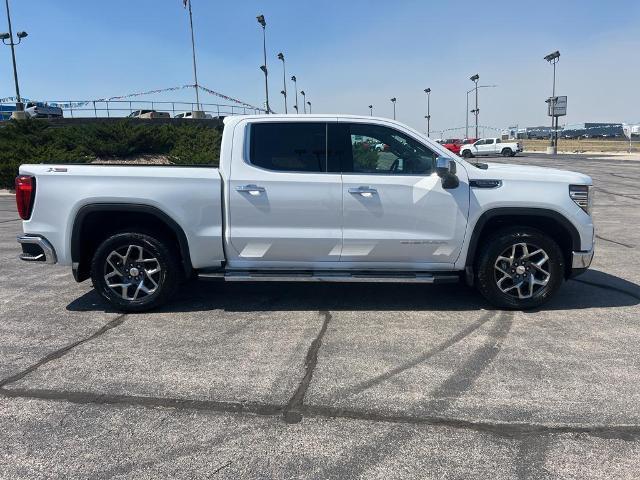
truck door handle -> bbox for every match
[348,186,378,197]
[235,184,265,196]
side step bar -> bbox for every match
[198,270,460,284]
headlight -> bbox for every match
[569,184,593,215]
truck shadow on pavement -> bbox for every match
[66,269,639,314]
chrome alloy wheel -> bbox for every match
[494,242,550,299]
[103,244,162,301]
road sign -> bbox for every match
[547,96,567,117]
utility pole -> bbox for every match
[257,15,270,113]
[424,88,431,137]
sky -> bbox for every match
[1,0,639,136]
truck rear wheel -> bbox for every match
[90,232,180,312]
[501,148,513,157]
[475,227,564,309]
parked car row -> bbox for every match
[127,110,215,119]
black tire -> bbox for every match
[462,149,473,158]
[475,227,564,310]
[90,232,180,312]
[501,148,513,157]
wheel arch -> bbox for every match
[464,207,580,280]
[71,203,193,282]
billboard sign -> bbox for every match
[547,96,567,117]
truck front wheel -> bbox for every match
[475,227,564,309]
[90,232,180,312]
[462,150,473,158]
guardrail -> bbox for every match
[0,99,266,119]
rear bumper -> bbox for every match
[568,248,594,278]
[17,235,57,264]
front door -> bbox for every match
[226,120,343,267]
[338,120,470,267]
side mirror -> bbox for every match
[436,157,459,189]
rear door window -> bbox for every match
[250,122,327,172]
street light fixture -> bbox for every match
[1,0,27,113]
[306,101,311,114]
[277,52,287,113]
[390,97,397,120]
[300,90,306,113]
[368,105,373,116]
[469,74,480,138]
[256,14,270,113]
[544,50,561,154]
[424,88,431,137]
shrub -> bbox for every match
[0,119,223,189]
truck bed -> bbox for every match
[18,164,225,269]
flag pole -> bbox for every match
[187,0,200,110]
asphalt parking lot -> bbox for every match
[1,152,640,479]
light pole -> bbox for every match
[301,90,306,113]
[544,50,560,154]
[1,0,27,115]
[424,88,431,137]
[368,105,373,116]
[307,101,312,114]
[291,75,298,113]
[390,97,397,120]
[184,0,201,112]
[257,14,270,113]
[469,74,480,138]
[465,84,497,139]
[277,52,287,113]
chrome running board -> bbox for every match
[198,270,459,284]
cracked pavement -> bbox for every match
[1,153,640,479]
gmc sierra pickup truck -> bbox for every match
[15,115,594,311]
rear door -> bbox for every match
[337,120,470,267]
[483,138,496,155]
[225,119,343,267]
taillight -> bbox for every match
[15,175,36,220]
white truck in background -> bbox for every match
[460,137,523,158]
[16,115,594,312]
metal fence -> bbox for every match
[0,99,266,119]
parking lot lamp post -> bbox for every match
[424,88,431,137]
[301,90,306,113]
[470,74,480,138]
[277,52,287,113]
[390,97,396,120]
[291,75,298,113]
[307,101,311,114]
[368,104,373,116]
[544,50,560,153]
[257,15,270,113]
[1,0,27,114]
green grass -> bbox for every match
[0,119,223,189]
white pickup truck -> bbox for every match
[459,137,523,158]
[15,115,594,311]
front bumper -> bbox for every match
[17,235,58,264]
[569,248,594,278]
